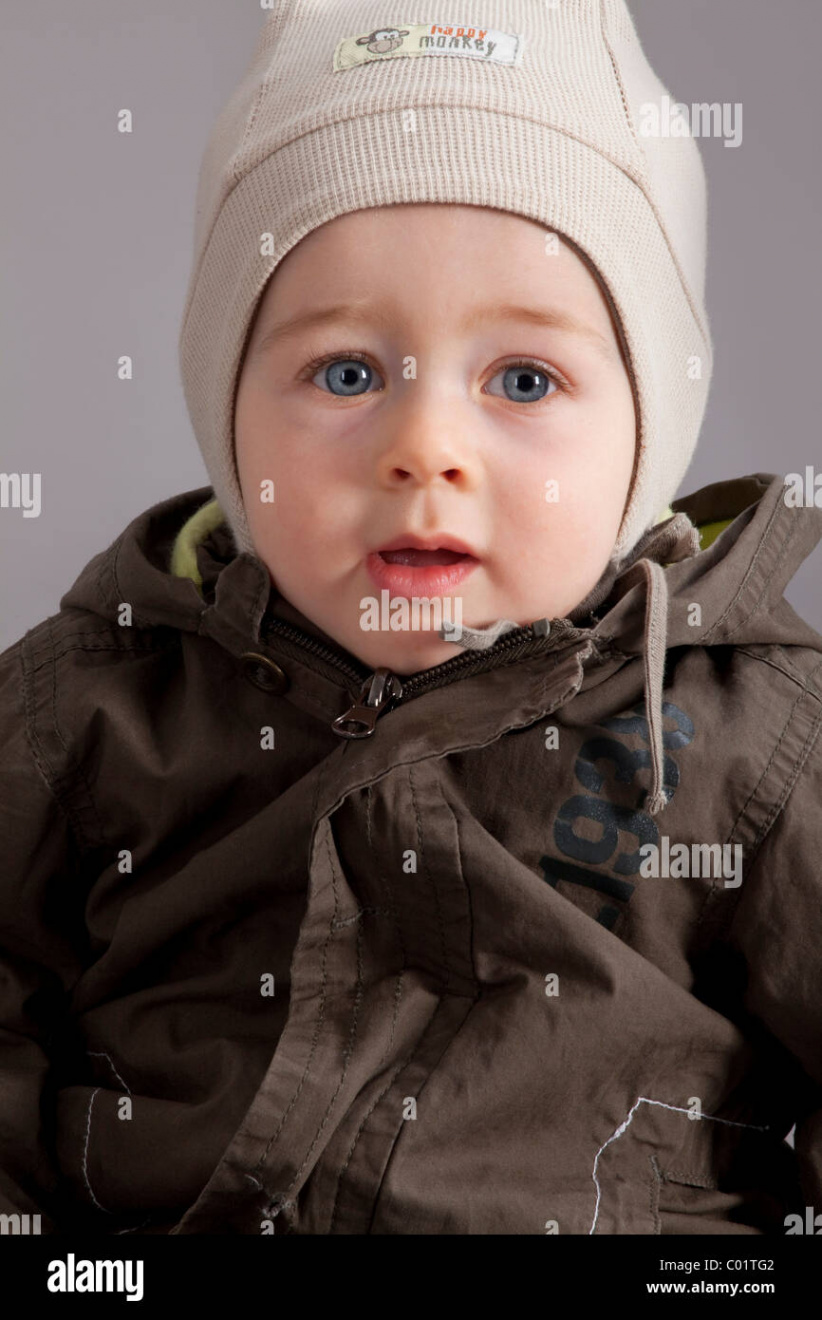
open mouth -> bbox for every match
[366,544,479,598]
[377,548,473,567]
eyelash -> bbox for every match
[299,350,568,401]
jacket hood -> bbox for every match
[60,471,822,818]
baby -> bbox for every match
[2,0,822,1243]
[234,203,637,679]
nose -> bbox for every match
[374,391,481,491]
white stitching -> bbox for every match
[589,1096,770,1234]
[87,1049,131,1094]
[81,1088,112,1214]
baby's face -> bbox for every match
[235,204,635,675]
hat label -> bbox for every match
[333,23,524,71]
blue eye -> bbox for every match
[306,355,561,403]
[485,362,558,404]
[311,357,383,396]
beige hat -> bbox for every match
[178,0,712,567]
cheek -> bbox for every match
[234,379,266,504]
[487,429,632,578]
[236,423,353,558]
[235,384,307,517]
[542,404,635,526]
[487,439,621,531]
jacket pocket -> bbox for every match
[591,1096,800,1235]
[654,1137,803,1236]
[653,1161,763,1234]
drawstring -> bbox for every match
[439,616,522,650]
[439,558,673,816]
[635,558,670,815]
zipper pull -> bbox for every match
[332,667,403,739]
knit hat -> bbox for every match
[178,0,712,569]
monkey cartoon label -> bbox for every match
[333,23,525,71]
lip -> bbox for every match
[374,532,479,557]
[366,531,481,599]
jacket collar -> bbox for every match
[60,473,822,816]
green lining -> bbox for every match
[169,498,226,590]
[696,517,734,550]
[168,499,738,591]
[655,505,735,551]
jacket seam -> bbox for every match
[732,673,822,858]
[26,623,133,656]
[649,1154,663,1234]
[327,1023,436,1234]
[325,781,410,1234]
[702,495,795,643]
[738,696,822,881]
[728,684,821,852]
[27,636,181,678]
[20,625,106,856]
[364,781,481,1232]
[660,1166,719,1189]
[748,701,822,859]
[96,530,126,616]
[287,811,367,1194]
[241,816,336,1236]
[329,773,480,1233]
[729,510,801,641]
[364,781,408,1078]
[250,770,362,1207]
[408,763,455,996]
[365,990,483,1234]
[695,683,822,936]
[451,795,480,989]
[734,647,822,702]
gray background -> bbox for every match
[1,0,820,653]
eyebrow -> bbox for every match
[253,301,617,361]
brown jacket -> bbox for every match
[1,471,821,1236]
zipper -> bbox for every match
[262,615,371,688]
[263,614,588,740]
[331,667,405,738]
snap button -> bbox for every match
[240,651,290,694]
